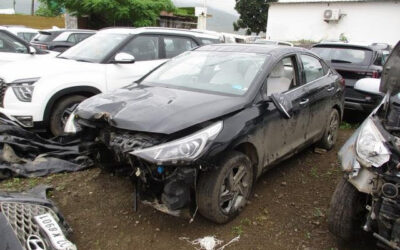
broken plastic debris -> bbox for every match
[179,235,240,250]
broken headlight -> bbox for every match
[64,110,81,134]
[10,78,39,102]
[356,118,390,167]
[131,121,223,164]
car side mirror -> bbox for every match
[113,53,135,64]
[271,93,293,119]
[29,46,37,55]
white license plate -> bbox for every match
[34,213,77,250]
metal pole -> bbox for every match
[31,0,34,15]
[13,0,16,12]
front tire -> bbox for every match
[49,95,86,136]
[196,151,253,224]
[328,178,367,241]
[318,108,340,150]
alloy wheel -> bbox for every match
[219,164,251,215]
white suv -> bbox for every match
[0,27,220,135]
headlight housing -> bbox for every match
[64,110,82,134]
[10,78,39,102]
[356,118,390,167]
[131,121,223,164]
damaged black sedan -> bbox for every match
[65,44,344,223]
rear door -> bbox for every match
[299,53,336,140]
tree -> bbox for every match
[233,0,277,35]
[37,0,175,28]
[36,0,63,17]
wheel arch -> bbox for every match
[43,86,101,125]
[332,104,342,122]
[233,142,259,181]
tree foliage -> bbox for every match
[36,0,63,17]
[37,0,175,28]
[233,0,277,35]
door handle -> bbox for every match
[327,86,335,92]
[299,98,309,105]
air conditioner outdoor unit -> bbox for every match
[324,9,341,21]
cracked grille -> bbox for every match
[0,201,59,249]
[0,78,6,107]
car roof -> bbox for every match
[196,43,308,56]
[313,42,377,51]
[98,27,220,40]
[40,29,95,33]
[4,26,38,33]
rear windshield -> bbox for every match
[33,32,59,42]
[311,46,373,66]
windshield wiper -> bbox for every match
[331,59,352,64]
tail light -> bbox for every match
[372,71,379,78]
[339,78,345,87]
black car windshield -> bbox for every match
[312,47,373,66]
[143,51,268,96]
[58,33,129,63]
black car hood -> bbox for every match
[76,85,248,134]
[380,41,400,94]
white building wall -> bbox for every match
[266,2,400,45]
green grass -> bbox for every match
[340,121,359,129]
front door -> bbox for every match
[105,35,168,91]
[262,55,311,166]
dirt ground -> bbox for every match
[0,127,378,250]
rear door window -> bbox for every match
[75,33,92,43]
[67,34,77,43]
[311,46,373,66]
[300,55,325,83]
[163,36,197,58]
[120,35,160,61]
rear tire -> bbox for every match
[49,95,86,136]
[328,178,367,241]
[196,151,253,224]
[318,109,340,150]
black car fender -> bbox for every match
[202,104,266,178]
